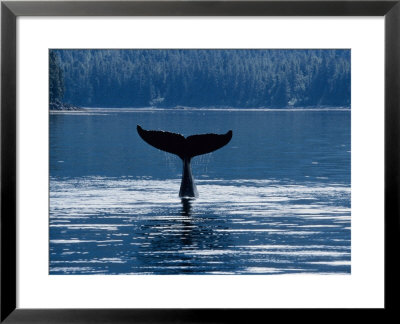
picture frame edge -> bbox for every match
[1,0,399,322]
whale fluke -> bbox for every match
[137,125,232,198]
[137,125,232,160]
[137,126,186,158]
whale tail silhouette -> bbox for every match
[137,125,232,198]
[137,125,232,160]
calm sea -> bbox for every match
[49,109,351,275]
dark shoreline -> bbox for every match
[49,101,83,111]
[51,105,351,111]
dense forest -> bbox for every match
[50,49,350,109]
[49,51,64,102]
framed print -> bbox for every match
[1,0,399,322]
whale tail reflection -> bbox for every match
[137,125,232,198]
[181,198,193,216]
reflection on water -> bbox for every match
[50,178,350,275]
[181,198,193,217]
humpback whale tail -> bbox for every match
[137,125,232,198]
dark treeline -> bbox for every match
[51,49,350,108]
[49,51,64,102]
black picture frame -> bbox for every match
[1,0,399,322]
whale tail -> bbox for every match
[136,125,233,198]
[136,125,232,160]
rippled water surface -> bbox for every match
[50,109,351,275]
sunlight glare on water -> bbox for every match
[50,177,350,275]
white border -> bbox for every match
[17,17,384,308]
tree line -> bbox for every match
[50,49,350,108]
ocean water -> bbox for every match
[49,108,351,275]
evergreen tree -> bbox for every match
[49,50,65,102]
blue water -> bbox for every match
[49,109,351,275]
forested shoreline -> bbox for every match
[50,49,350,109]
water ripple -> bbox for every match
[50,177,350,275]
